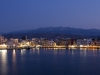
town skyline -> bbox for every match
[0,35,100,49]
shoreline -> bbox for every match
[0,46,100,50]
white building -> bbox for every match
[0,44,7,49]
[0,36,5,44]
[76,39,92,46]
[19,40,30,47]
[48,41,56,46]
[6,41,16,48]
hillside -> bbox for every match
[3,27,100,39]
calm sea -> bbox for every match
[0,48,100,75]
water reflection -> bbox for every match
[32,48,36,54]
[12,50,17,74]
[30,48,40,55]
[54,50,58,55]
[21,49,26,55]
[0,49,100,75]
[12,49,16,62]
[92,49,97,56]
[80,48,87,50]
[0,50,8,75]
[72,50,74,55]
[36,48,40,55]
[79,50,87,56]
[67,48,100,57]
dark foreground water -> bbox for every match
[0,48,100,75]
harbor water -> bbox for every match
[0,48,100,75]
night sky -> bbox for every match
[0,0,100,32]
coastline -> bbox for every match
[0,46,100,50]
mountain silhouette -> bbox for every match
[3,27,100,39]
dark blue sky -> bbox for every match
[0,0,100,32]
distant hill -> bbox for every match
[3,27,100,39]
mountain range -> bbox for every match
[3,27,100,39]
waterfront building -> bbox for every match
[66,38,76,45]
[32,38,39,45]
[0,36,5,44]
[55,38,66,46]
[29,41,36,47]
[0,44,7,49]
[76,39,92,47]
[67,38,77,48]
[48,40,56,46]
[9,38,18,43]
[19,40,30,47]
[91,39,100,46]
[6,40,16,49]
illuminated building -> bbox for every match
[0,36,5,44]
[76,39,92,47]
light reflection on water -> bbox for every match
[54,50,58,55]
[0,49,100,75]
[21,49,26,55]
[12,49,17,75]
[12,49,16,63]
[0,50,8,75]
